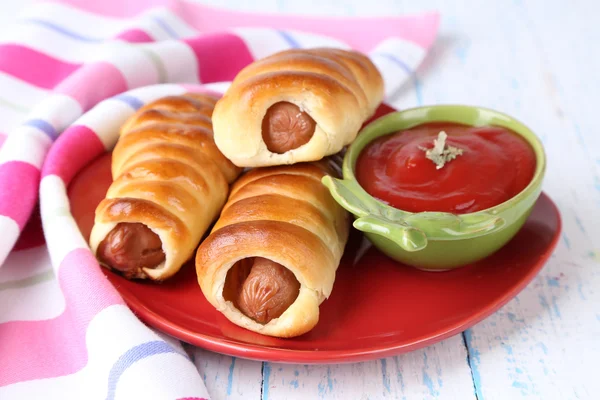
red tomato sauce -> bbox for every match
[355,123,536,214]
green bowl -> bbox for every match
[322,105,546,271]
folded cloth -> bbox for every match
[0,1,438,398]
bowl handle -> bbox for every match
[322,176,428,252]
[353,214,428,252]
[322,176,507,251]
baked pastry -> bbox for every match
[89,93,241,281]
[212,48,384,167]
[195,160,350,337]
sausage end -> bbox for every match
[97,222,165,279]
[261,102,316,154]
[224,257,300,324]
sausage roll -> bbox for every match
[212,48,384,167]
[89,93,242,281]
[195,160,350,338]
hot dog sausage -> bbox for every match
[262,102,316,154]
[97,222,165,277]
[224,257,300,324]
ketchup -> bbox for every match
[355,123,536,214]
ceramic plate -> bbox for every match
[67,104,561,363]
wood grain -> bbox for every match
[188,346,263,400]
[263,336,475,400]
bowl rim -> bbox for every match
[341,103,546,224]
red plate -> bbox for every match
[67,105,561,364]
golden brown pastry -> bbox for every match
[195,161,350,337]
[212,48,384,167]
[89,93,242,281]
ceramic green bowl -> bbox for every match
[322,105,546,271]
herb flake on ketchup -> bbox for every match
[355,123,536,214]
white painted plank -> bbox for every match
[186,345,263,400]
[463,256,600,399]
[263,335,476,400]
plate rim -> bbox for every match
[115,192,561,364]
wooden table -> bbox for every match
[3,0,597,398]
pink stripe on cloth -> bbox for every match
[177,2,439,51]
[184,34,254,83]
[51,0,439,50]
[177,398,208,400]
[115,29,154,43]
[48,0,171,16]
[54,62,128,112]
[0,248,124,386]
[0,161,40,229]
[42,125,105,185]
[0,45,79,89]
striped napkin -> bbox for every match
[0,1,438,398]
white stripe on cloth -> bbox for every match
[370,54,413,101]
[15,2,131,38]
[0,94,82,161]
[369,38,427,100]
[277,29,351,50]
[90,42,161,90]
[0,246,65,323]
[75,84,187,150]
[0,23,108,64]
[0,106,28,136]
[143,7,198,39]
[121,15,182,42]
[0,248,63,324]
[0,246,52,283]
[120,82,188,101]
[0,94,83,166]
[372,37,430,69]
[0,73,44,133]
[40,175,89,273]
[0,72,49,110]
[0,305,208,400]
[113,353,208,400]
[232,27,295,60]
[1,15,180,62]
[139,41,200,84]
[6,3,201,61]
[0,273,64,324]
[0,126,52,168]
[74,98,138,150]
[153,329,189,355]
[26,94,84,133]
